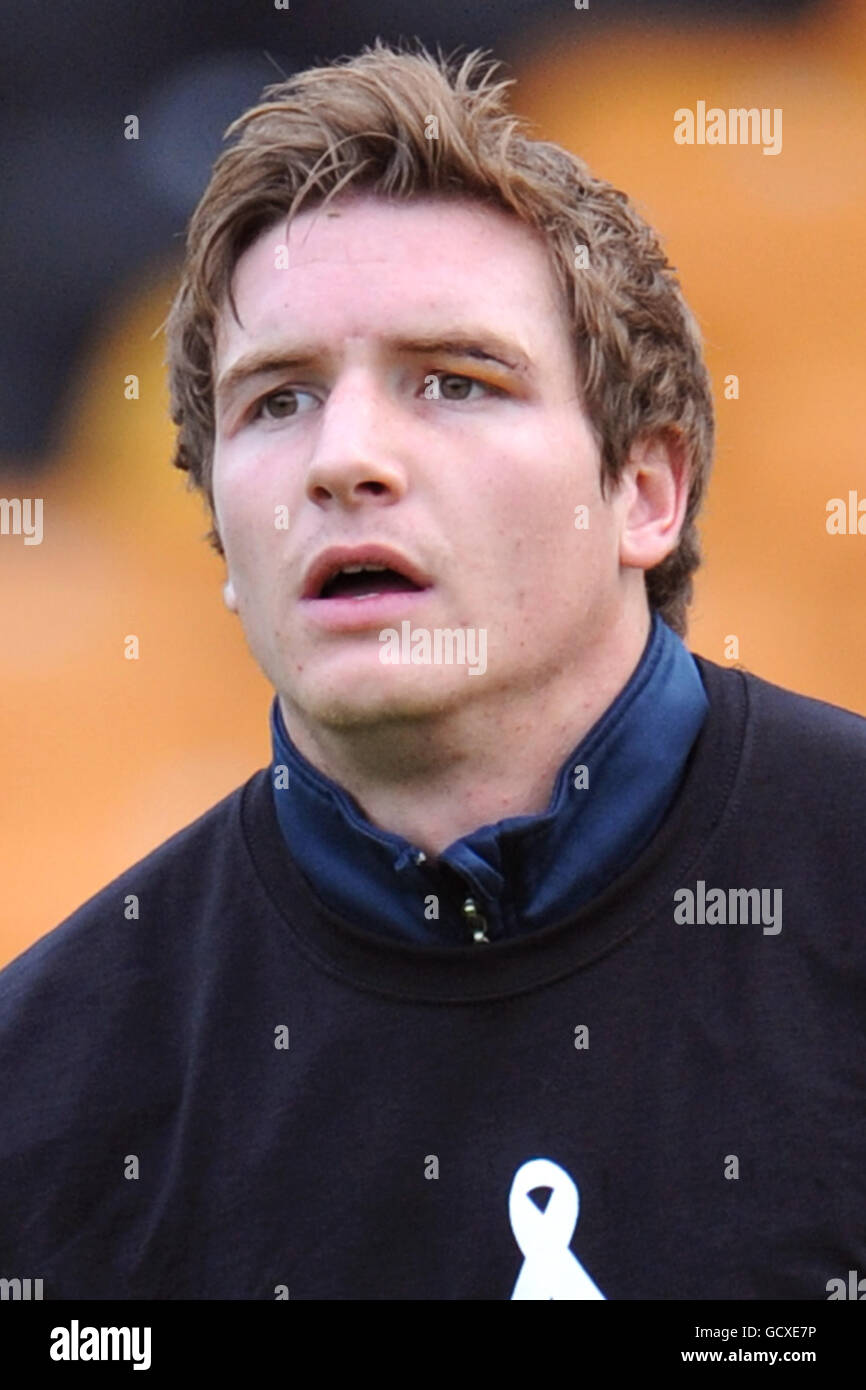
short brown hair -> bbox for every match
[166,39,714,636]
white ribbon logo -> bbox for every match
[508,1157,605,1300]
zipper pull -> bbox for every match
[462,896,489,944]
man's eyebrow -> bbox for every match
[215,332,533,408]
[216,350,314,409]
[390,333,533,374]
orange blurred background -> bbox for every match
[2,0,864,967]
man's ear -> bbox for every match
[617,429,690,572]
[207,511,236,611]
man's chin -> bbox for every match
[288,667,474,730]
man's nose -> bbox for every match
[304,373,409,509]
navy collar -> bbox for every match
[270,613,708,945]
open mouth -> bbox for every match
[318,563,425,601]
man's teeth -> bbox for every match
[329,561,395,599]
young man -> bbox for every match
[1,41,864,1302]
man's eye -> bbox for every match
[430,373,498,402]
[253,388,317,421]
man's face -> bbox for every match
[211,193,630,731]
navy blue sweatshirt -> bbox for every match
[0,655,864,1300]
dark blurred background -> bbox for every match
[2,0,864,959]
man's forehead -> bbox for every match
[218,193,562,358]
[257,189,528,259]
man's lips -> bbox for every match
[301,543,433,600]
[299,542,435,633]
[299,586,434,632]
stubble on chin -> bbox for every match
[284,667,478,737]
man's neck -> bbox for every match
[279,607,652,858]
